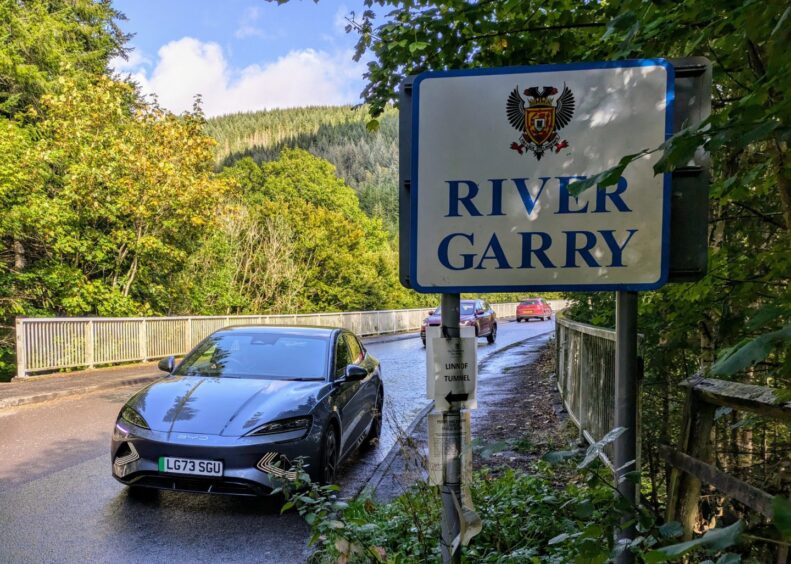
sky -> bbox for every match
[111,0,372,118]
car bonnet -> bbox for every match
[129,376,329,437]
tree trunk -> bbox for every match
[122,255,138,297]
[13,239,25,270]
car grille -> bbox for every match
[130,474,268,496]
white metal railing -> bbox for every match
[555,314,641,470]
[15,301,564,378]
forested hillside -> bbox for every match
[206,106,399,232]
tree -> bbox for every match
[0,0,128,117]
[1,73,230,319]
[181,149,416,314]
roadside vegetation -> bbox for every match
[341,0,791,558]
[280,462,760,563]
[276,340,787,563]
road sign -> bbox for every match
[407,59,674,293]
[425,325,477,410]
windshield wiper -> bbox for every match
[286,377,324,381]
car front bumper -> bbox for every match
[111,422,324,497]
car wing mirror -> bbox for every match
[158,356,175,373]
[342,364,368,382]
[476,308,485,315]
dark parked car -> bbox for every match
[420,299,497,346]
[111,326,383,497]
[516,298,553,322]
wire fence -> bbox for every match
[15,301,565,378]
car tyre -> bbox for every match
[487,324,497,344]
[319,426,339,485]
[362,389,383,450]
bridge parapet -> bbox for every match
[555,314,642,470]
[15,300,567,378]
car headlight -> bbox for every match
[120,405,150,430]
[247,416,312,438]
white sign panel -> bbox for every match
[426,326,477,410]
[411,60,674,292]
[427,411,473,491]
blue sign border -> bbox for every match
[409,59,675,293]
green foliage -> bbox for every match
[1,73,230,319]
[177,150,423,315]
[712,324,791,376]
[279,457,746,563]
[0,0,129,117]
[644,521,745,563]
[772,495,791,540]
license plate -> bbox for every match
[158,457,223,477]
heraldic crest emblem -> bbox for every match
[506,84,575,159]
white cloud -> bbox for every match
[109,47,151,73]
[235,6,264,39]
[127,37,364,117]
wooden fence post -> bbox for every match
[666,386,716,540]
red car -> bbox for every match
[420,299,497,346]
[516,298,553,322]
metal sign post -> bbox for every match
[615,290,639,563]
[440,293,462,563]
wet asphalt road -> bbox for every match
[0,318,554,564]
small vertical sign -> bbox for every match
[426,325,477,410]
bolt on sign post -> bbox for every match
[400,58,710,564]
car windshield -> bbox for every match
[174,333,328,380]
[521,300,540,305]
[434,302,476,315]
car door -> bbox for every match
[475,300,491,335]
[345,333,376,441]
[485,300,496,326]
[332,332,367,455]
[479,301,493,335]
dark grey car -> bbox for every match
[111,326,383,496]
